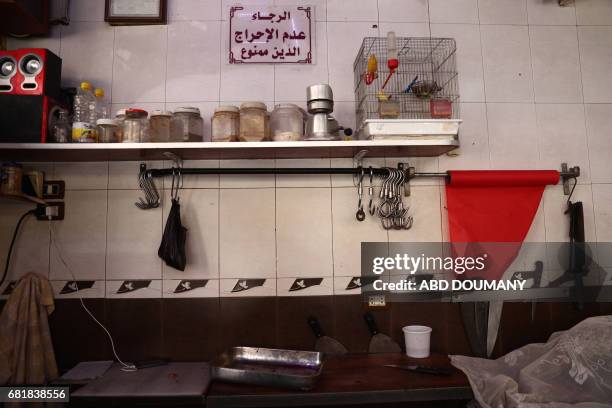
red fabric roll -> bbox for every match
[445,170,560,280]
[448,170,560,188]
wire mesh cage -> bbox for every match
[353,37,460,130]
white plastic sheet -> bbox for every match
[451,316,612,408]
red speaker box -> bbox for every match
[0,48,62,96]
[0,48,65,143]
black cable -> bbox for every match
[1,209,36,288]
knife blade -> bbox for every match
[486,300,503,358]
[384,364,451,376]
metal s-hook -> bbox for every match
[164,152,183,168]
[165,152,183,201]
[352,149,369,187]
[375,166,413,230]
[170,167,178,201]
[368,166,376,216]
[135,162,161,209]
[356,166,366,221]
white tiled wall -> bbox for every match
[3,0,612,298]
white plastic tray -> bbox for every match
[358,119,462,140]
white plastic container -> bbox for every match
[270,104,305,141]
[212,105,240,142]
[149,110,173,142]
[171,107,205,142]
[239,102,268,141]
[402,325,432,358]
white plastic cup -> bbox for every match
[402,325,432,358]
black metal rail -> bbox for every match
[145,166,580,179]
[148,167,390,176]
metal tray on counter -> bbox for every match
[357,119,462,140]
[211,347,323,391]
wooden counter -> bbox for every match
[207,353,472,407]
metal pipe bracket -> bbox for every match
[397,163,415,197]
[561,163,580,195]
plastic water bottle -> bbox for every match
[94,88,108,120]
[73,82,93,123]
[88,90,97,124]
[72,82,96,142]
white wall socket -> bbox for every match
[368,294,386,307]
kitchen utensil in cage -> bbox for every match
[354,37,460,129]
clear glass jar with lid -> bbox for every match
[212,105,240,142]
[239,102,268,142]
[1,162,22,196]
[50,109,71,143]
[171,107,206,142]
[97,118,120,143]
[122,108,149,143]
[115,109,126,141]
[270,104,305,141]
[149,110,172,142]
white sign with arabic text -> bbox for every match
[229,5,313,64]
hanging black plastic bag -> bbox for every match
[158,198,187,271]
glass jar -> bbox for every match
[239,102,268,142]
[97,118,120,143]
[50,109,71,143]
[115,109,126,142]
[212,105,240,142]
[171,107,205,142]
[149,110,172,142]
[270,104,305,141]
[1,162,22,196]
[123,108,149,143]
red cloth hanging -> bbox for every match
[445,170,559,280]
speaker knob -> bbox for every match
[0,57,16,78]
[19,54,43,76]
[25,59,41,74]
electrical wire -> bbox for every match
[1,209,36,289]
[48,221,136,372]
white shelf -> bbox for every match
[0,138,459,162]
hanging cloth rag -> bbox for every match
[158,198,188,271]
[0,272,58,385]
[445,170,559,358]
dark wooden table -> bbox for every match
[207,353,473,408]
[68,362,209,407]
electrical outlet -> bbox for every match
[36,202,65,221]
[368,294,386,307]
[42,181,65,200]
